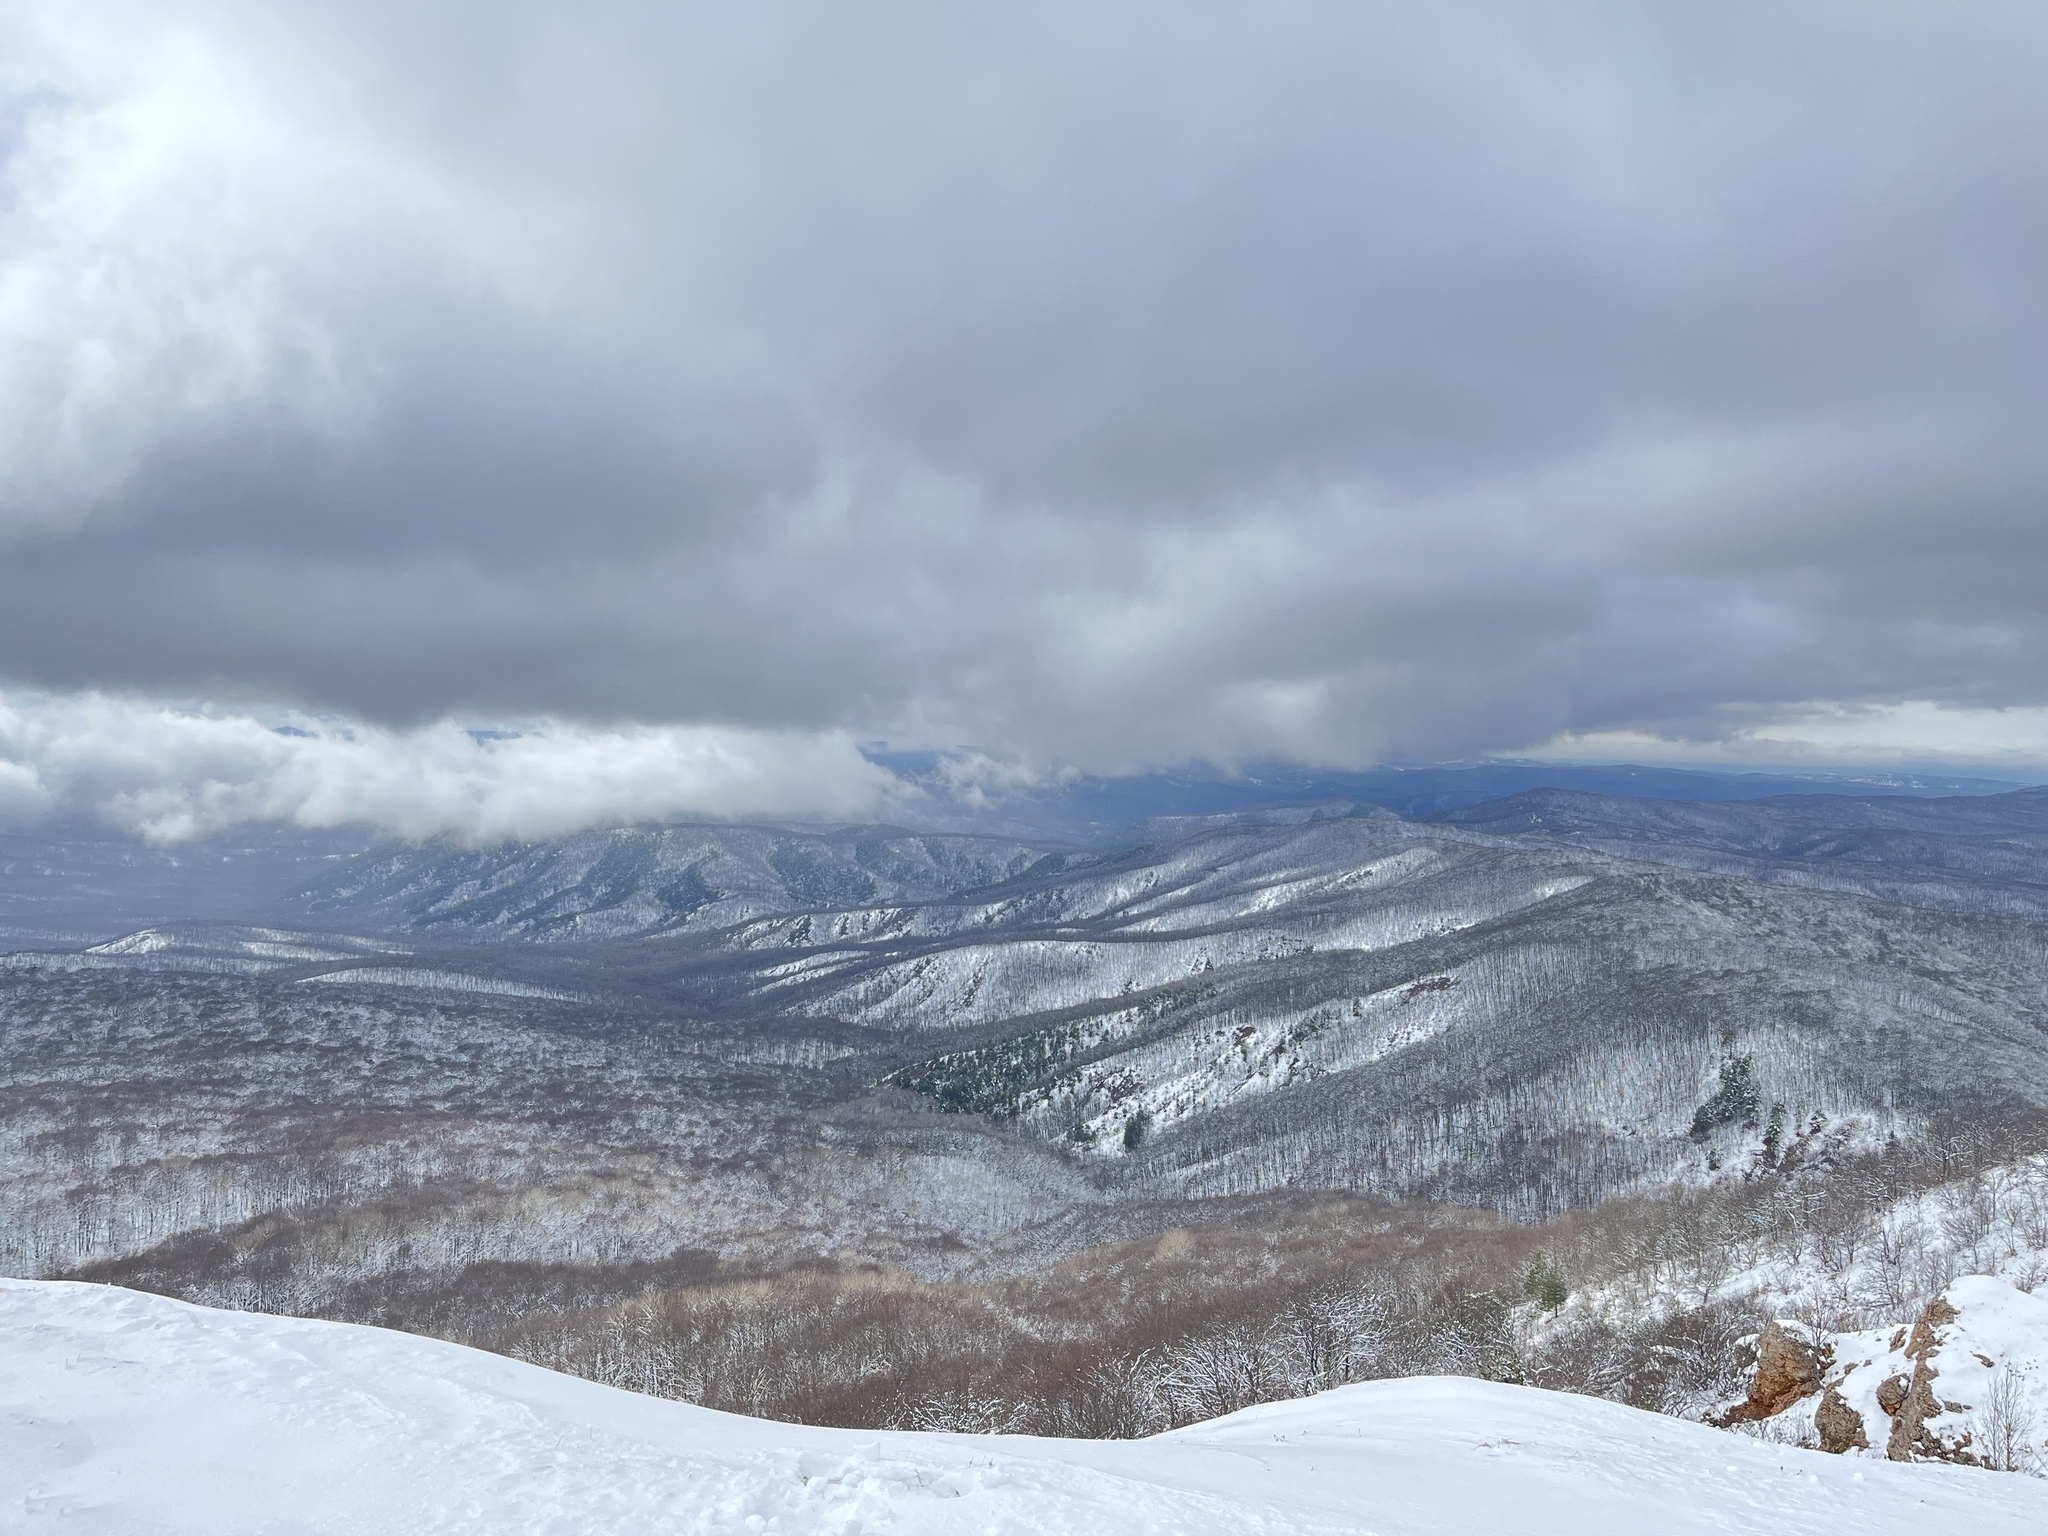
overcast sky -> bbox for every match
[4,2,2048,837]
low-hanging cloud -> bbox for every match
[5,2,2048,795]
[0,691,905,843]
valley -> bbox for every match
[7,778,2048,1472]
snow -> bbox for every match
[3,925,415,978]
[297,966,582,999]
[7,1280,2046,1534]
[1748,1276,2048,1465]
[1771,1157,2046,1320]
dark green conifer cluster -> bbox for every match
[1689,1055,1762,1142]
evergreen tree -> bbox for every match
[1689,1054,1764,1141]
[1522,1252,1568,1311]
[1762,1102,1787,1164]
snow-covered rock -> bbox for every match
[1718,1276,2048,1471]
[7,1280,2047,1534]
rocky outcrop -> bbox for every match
[1714,1320,1829,1424]
[1715,1277,2048,1468]
[1814,1385,1869,1453]
[1883,1296,1964,1463]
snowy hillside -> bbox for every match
[16,804,2048,1252]
[7,1281,2045,1535]
[15,787,2048,1332]
[1711,1277,2048,1468]
[287,824,1061,940]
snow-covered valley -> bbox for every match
[8,784,2048,1504]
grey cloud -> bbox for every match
[4,1,2048,780]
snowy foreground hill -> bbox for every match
[7,1282,2045,1535]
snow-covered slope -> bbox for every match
[1715,1276,2048,1469]
[7,1281,2045,1534]
[288,824,1060,940]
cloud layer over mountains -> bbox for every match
[0,691,901,843]
[5,2,2048,833]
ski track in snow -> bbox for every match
[6,1280,2045,1534]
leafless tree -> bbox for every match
[1979,1365,2044,1477]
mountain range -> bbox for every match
[8,774,2048,1295]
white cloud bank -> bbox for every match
[0,690,906,844]
[1530,701,2048,775]
[3,686,2041,850]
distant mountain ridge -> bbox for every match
[1433,783,2048,841]
[286,823,1062,941]
[1427,786,2048,913]
[884,757,2034,831]
[0,761,2032,932]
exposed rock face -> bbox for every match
[1884,1296,1966,1464]
[1715,1320,1828,1424]
[1715,1277,2048,1467]
[1814,1385,1869,1453]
